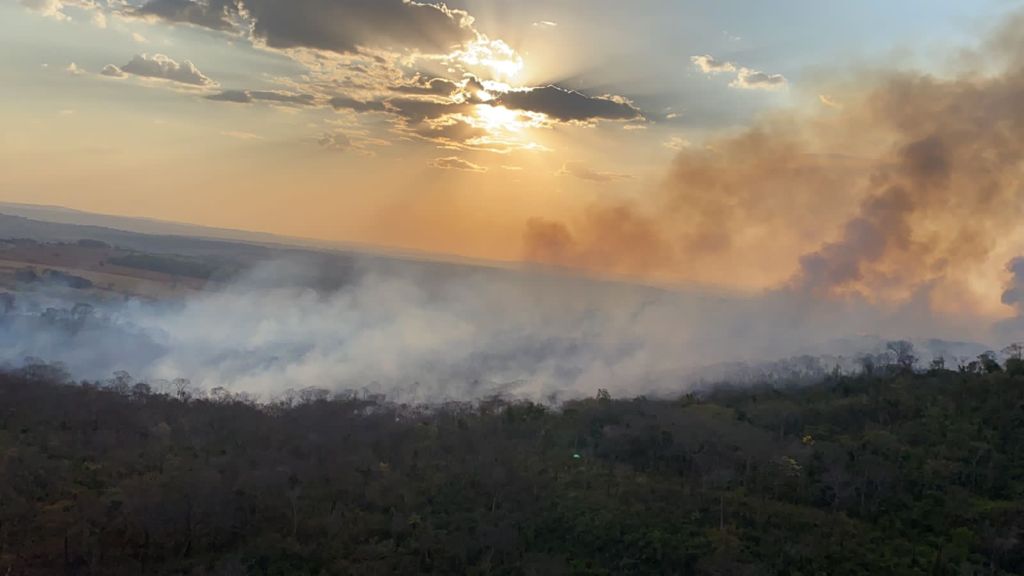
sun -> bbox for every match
[472,104,527,133]
[464,104,551,151]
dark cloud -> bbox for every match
[135,0,237,30]
[494,85,641,123]
[429,156,487,172]
[247,0,473,54]
[112,53,215,86]
[328,91,489,149]
[206,89,252,103]
[319,74,642,152]
[392,77,460,97]
[208,89,315,105]
[384,97,471,122]
[328,96,388,113]
[133,0,476,56]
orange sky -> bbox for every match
[4,0,1024,321]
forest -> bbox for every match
[3,349,1024,575]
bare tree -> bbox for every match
[886,341,917,372]
[1002,343,1023,361]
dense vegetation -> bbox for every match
[3,355,1024,575]
[107,253,220,280]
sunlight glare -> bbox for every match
[472,104,527,133]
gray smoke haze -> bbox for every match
[7,13,1024,402]
[997,257,1024,339]
[0,258,998,402]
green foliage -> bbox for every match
[3,367,1024,574]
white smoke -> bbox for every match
[0,259,1000,402]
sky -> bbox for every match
[3,0,1024,321]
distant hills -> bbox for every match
[0,202,511,269]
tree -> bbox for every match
[978,351,1002,374]
[886,340,917,372]
[1002,343,1024,360]
[1002,343,1024,376]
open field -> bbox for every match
[0,240,217,300]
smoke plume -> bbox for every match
[525,12,1024,318]
[0,257,996,402]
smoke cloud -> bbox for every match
[0,258,995,403]
[7,12,1024,403]
[526,13,1024,318]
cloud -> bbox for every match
[392,76,460,97]
[532,20,557,28]
[663,136,690,151]
[495,85,642,123]
[692,55,788,91]
[208,89,315,105]
[328,95,389,113]
[20,0,69,20]
[65,62,83,75]
[383,97,472,122]
[134,0,478,55]
[110,0,641,149]
[318,131,350,151]
[559,162,632,183]
[819,94,841,109]
[318,76,642,153]
[100,64,126,78]
[91,10,106,27]
[134,0,236,31]
[132,32,148,43]
[112,53,215,86]
[447,37,523,79]
[406,116,488,145]
[691,54,736,74]
[250,0,475,54]
[327,91,521,151]
[430,156,487,172]
[730,67,788,90]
